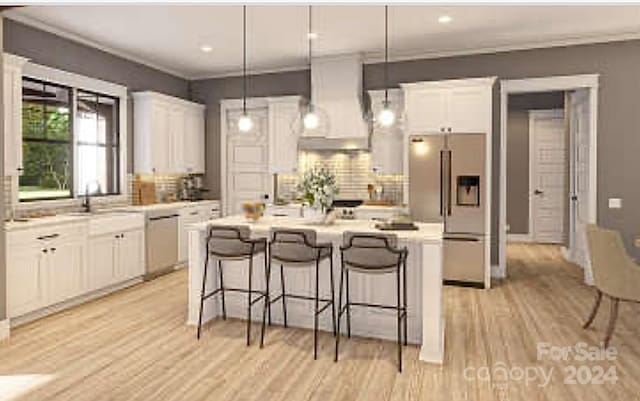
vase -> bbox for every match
[302,205,327,225]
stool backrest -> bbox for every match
[207,225,252,257]
[341,232,402,272]
[270,228,320,264]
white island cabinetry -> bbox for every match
[187,215,445,364]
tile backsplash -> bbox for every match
[3,173,185,219]
[276,150,404,204]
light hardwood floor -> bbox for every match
[1,244,639,401]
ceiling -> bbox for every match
[7,5,640,79]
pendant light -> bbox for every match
[299,5,328,135]
[237,5,253,132]
[377,5,396,128]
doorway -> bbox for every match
[499,75,599,285]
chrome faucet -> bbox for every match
[82,180,103,213]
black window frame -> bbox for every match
[19,77,122,202]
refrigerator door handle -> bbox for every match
[439,150,444,216]
[447,150,452,216]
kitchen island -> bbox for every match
[187,215,445,364]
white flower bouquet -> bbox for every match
[297,168,339,213]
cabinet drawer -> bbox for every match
[89,213,145,237]
[7,223,87,249]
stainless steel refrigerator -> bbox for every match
[409,134,487,287]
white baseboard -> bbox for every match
[10,277,143,328]
[507,233,533,243]
[491,264,505,279]
[0,319,9,343]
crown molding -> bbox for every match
[5,11,189,79]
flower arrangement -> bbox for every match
[297,168,339,213]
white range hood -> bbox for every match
[298,54,371,151]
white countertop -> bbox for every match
[3,200,220,231]
[189,215,443,243]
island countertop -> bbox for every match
[188,215,443,243]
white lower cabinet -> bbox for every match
[6,244,46,318]
[88,234,117,292]
[7,224,87,318]
[7,215,145,320]
[47,238,86,306]
[178,202,221,263]
[88,228,145,291]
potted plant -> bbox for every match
[297,168,339,224]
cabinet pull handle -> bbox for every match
[37,233,60,240]
[190,211,199,215]
[121,233,125,239]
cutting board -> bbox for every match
[134,180,157,205]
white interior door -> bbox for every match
[530,109,566,243]
[225,108,270,215]
[569,89,592,277]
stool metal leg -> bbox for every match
[260,254,272,348]
[329,250,337,337]
[314,256,320,360]
[335,259,345,362]
[396,264,402,373]
[197,253,210,340]
[218,260,227,320]
[403,255,408,346]
[280,264,288,328]
[265,250,271,325]
[345,269,351,338]
[247,251,254,346]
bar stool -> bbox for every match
[197,225,268,346]
[260,228,336,359]
[335,232,408,372]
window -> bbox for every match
[19,78,121,201]
[76,91,120,195]
[19,78,73,201]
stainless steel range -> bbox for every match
[331,200,363,220]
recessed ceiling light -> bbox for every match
[307,32,318,40]
[200,45,213,53]
[438,15,452,24]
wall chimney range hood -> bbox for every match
[298,54,371,151]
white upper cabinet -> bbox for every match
[369,89,404,174]
[133,91,205,174]
[267,96,301,174]
[3,53,29,176]
[402,77,495,135]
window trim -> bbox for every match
[15,62,128,207]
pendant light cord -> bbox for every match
[384,5,389,105]
[307,5,313,112]
[243,5,247,114]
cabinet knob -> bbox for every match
[42,248,48,253]
[50,247,56,253]
[440,127,444,132]
[447,127,452,133]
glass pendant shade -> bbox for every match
[238,113,253,132]
[377,102,396,127]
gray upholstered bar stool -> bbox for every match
[335,232,408,372]
[260,228,336,359]
[197,225,268,346]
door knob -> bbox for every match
[534,189,544,195]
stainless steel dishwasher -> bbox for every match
[145,208,180,278]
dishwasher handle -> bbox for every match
[148,214,179,222]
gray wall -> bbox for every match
[3,19,191,173]
[507,92,564,235]
[194,39,640,262]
